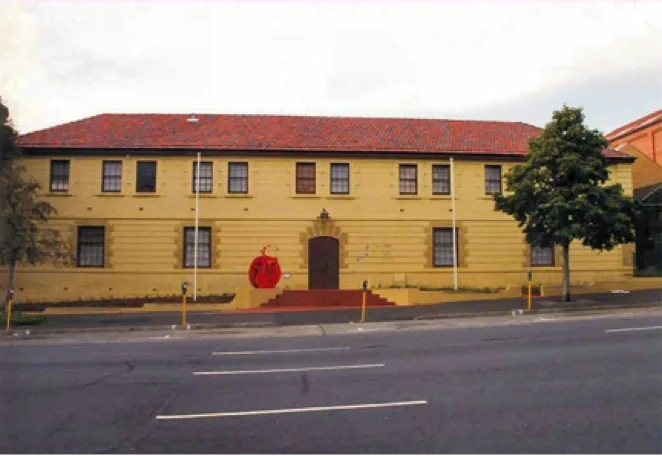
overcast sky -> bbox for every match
[2,0,661,135]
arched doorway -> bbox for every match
[308,236,340,289]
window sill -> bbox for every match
[132,193,161,197]
[430,195,452,200]
[291,194,321,199]
[188,194,217,198]
[45,192,72,197]
[96,192,124,197]
[395,195,423,200]
[225,193,254,198]
[326,195,355,200]
[479,196,497,200]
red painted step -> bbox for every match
[261,290,396,308]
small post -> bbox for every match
[527,270,533,311]
[181,282,189,326]
[361,280,368,323]
[5,288,14,331]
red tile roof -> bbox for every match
[606,109,662,141]
[17,113,630,159]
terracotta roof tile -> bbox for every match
[606,109,662,140]
[17,113,630,159]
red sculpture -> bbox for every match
[249,247,282,289]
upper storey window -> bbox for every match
[330,163,349,195]
[399,164,418,195]
[228,162,248,194]
[296,163,316,194]
[432,165,450,195]
[136,161,157,193]
[193,162,213,194]
[50,160,70,192]
[102,161,122,192]
[485,165,502,195]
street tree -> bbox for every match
[494,105,638,302]
[0,98,72,310]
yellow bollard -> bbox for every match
[182,293,187,326]
[5,288,14,331]
[5,299,13,331]
[181,281,189,327]
[360,280,368,323]
[527,270,533,311]
[528,282,532,311]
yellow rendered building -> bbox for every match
[3,114,636,304]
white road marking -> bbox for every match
[536,317,561,322]
[156,400,427,420]
[212,347,350,356]
[606,325,662,333]
[193,363,385,376]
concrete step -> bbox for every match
[262,290,396,308]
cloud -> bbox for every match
[1,0,661,134]
[0,2,43,128]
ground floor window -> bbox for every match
[77,226,105,267]
[531,244,554,266]
[184,227,212,268]
[433,228,458,267]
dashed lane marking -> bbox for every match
[193,363,385,376]
[606,325,662,334]
[156,400,427,420]
[212,347,350,356]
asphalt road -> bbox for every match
[1,313,661,453]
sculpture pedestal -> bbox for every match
[232,287,283,310]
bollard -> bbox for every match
[361,280,368,323]
[5,288,15,331]
[181,282,189,326]
[527,270,533,311]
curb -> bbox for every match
[4,302,660,338]
[415,302,662,321]
[413,310,513,321]
[0,321,278,338]
[521,301,662,315]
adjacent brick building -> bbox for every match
[608,109,662,273]
[606,109,662,167]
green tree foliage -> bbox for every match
[0,97,21,167]
[0,98,72,310]
[494,106,638,302]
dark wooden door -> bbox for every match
[308,237,340,289]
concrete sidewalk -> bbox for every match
[11,288,661,334]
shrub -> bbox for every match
[1,311,47,326]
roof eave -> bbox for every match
[17,145,636,164]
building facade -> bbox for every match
[3,114,636,303]
[608,110,662,274]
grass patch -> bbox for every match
[419,286,505,293]
[1,312,47,326]
[382,284,505,293]
[520,284,543,296]
[14,293,236,312]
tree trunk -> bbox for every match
[3,261,16,313]
[562,242,572,302]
